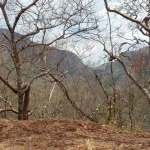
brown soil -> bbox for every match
[0,118,150,150]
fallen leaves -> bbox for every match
[0,118,150,150]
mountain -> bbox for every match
[0,28,92,77]
[2,27,148,81]
[93,46,150,83]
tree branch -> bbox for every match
[0,108,18,114]
[104,47,150,106]
[0,1,12,31]
[0,75,17,93]
[103,0,150,32]
[0,95,18,114]
[13,0,38,30]
[28,70,50,87]
[49,73,98,122]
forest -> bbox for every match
[0,0,150,132]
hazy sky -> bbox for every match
[0,0,149,66]
[83,0,149,65]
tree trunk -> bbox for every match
[18,92,24,120]
[23,87,30,120]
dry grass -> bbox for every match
[0,118,150,150]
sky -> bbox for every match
[0,0,149,66]
[78,0,149,66]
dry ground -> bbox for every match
[0,118,150,150]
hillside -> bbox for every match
[93,46,150,80]
[0,118,150,150]
[0,28,92,78]
[2,28,149,79]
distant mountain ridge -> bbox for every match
[93,46,150,83]
[1,28,149,80]
[0,28,92,77]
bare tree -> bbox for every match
[0,0,98,120]
[99,0,150,106]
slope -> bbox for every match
[0,118,150,150]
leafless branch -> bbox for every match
[0,75,17,93]
[103,0,150,32]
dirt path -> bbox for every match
[0,118,150,150]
